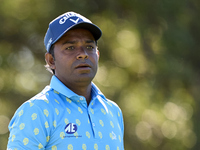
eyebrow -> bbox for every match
[62,41,76,45]
[85,40,96,44]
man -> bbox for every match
[7,12,124,150]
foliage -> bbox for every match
[0,0,200,149]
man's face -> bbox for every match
[48,28,99,87]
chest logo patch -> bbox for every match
[65,123,78,134]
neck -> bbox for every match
[67,83,92,105]
[54,74,93,105]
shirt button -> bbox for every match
[92,123,95,126]
[80,97,84,100]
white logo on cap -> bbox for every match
[59,13,77,24]
[70,18,79,24]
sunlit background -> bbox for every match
[0,0,200,149]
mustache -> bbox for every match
[73,60,94,69]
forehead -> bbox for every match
[58,28,95,42]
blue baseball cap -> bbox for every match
[44,12,102,52]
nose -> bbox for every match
[76,47,89,60]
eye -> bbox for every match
[66,46,75,50]
[86,46,94,50]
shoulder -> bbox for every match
[106,99,122,112]
[10,86,57,122]
[99,97,123,119]
[7,87,57,149]
[92,83,122,113]
[8,86,59,131]
[25,85,62,109]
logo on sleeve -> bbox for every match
[65,123,77,134]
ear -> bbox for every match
[45,52,56,69]
[97,50,100,60]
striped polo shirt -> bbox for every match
[7,75,124,150]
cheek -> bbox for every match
[92,57,99,70]
[91,54,99,64]
[54,57,68,70]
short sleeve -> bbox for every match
[119,108,124,149]
[107,99,124,149]
[7,101,50,150]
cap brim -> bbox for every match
[70,22,102,41]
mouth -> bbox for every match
[75,63,91,69]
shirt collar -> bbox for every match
[50,75,77,98]
[49,75,106,100]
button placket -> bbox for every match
[88,103,99,139]
[78,96,87,108]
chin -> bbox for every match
[76,74,95,83]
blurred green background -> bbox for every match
[0,0,200,149]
